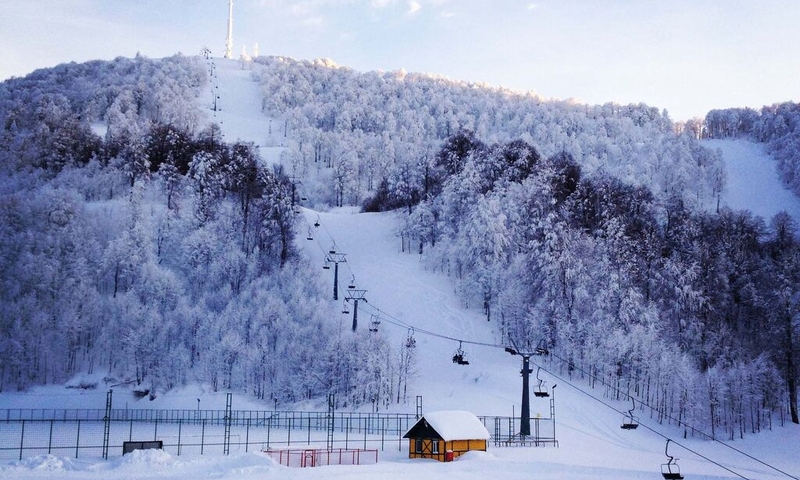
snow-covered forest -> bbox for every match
[0,53,798,445]
[0,55,396,409]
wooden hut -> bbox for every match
[403,410,490,462]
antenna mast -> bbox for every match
[224,0,234,59]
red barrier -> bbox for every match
[264,448,378,468]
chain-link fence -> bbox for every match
[0,409,557,460]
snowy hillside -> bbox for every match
[707,139,800,223]
[2,57,799,480]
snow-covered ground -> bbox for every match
[203,57,287,165]
[2,61,800,479]
[706,138,800,224]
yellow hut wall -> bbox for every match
[407,439,487,462]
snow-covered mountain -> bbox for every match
[1,55,799,479]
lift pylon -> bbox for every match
[345,289,367,331]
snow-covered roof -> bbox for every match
[405,410,490,441]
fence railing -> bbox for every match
[1,408,417,432]
[264,448,378,467]
[0,409,557,461]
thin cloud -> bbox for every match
[407,1,421,15]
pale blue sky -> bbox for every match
[2,0,798,120]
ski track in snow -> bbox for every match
[2,61,800,480]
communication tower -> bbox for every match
[224,0,234,59]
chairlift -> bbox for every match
[306,229,314,241]
[405,328,416,348]
[621,397,640,430]
[534,339,549,356]
[300,196,308,201]
[342,300,350,315]
[534,367,550,397]
[322,259,331,270]
[452,341,470,365]
[314,216,321,228]
[660,439,684,479]
[329,244,337,254]
[369,315,381,333]
[348,275,356,290]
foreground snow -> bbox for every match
[2,430,798,480]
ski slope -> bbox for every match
[203,58,287,165]
[706,139,800,224]
[1,59,799,480]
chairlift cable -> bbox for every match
[300,209,793,479]
[544,351,797,480]
[297,212,352,300]
[534,360,751,479]
[303,212,362,296]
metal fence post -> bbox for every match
[398,416,402,451]
[102,390,112,460]
[200,419,206,455]
[19,419,25,461]
[48,419,54,455]
[75,419,81,458]
[245,418,250,453]
[177,419,182,456]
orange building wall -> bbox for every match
[407,438,487,462]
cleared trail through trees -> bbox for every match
[298,207,517,411]
[204,58,286,164]
[708,139,800,223]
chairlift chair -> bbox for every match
[621,397,639,430]
[314,216,321,228]
[306,229,314,241]
[369,315,381,333]
[342,300,350,315]
[660,439,684,480]
[348,275,356,290]
[452,342,470,365]
[534,339,549,356]
[405,328,416,348]
[534,367,550,397]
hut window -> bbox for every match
[431,440,439,454]
[415,438,423,453]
